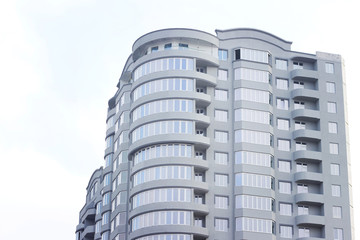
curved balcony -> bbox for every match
[83,207,96,221]
[131,91,212,111]
[296,237,325,240]
[82,225,95,238]
[129,202,210,220]
[293,150,322,163]
[293,129,321,142]
[235,231,276,240]
[295,214,325,227]
[132,70,217,90]
[291,88,319,101]
[129,225,209,240]
[291,109,320,121]
[129,134,210,156]
[295,193,324,205]
[129,179,209,199]
[75,223,85,232]
[132,28,219,60]
[294,171,323,184]
[291,69,318,81]
[131,157,209,176]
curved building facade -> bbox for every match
[76,28,353,240]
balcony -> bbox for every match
[292,109,320,121]
[293,150,322,163]
[295,193,324,205]
[295,214,325,227]
[294,171,323,184]
[82,225,95,238]
[291,88,319,101]
[291,69,318,81]
[293,129,321,142]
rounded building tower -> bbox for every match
[76,28,353,240]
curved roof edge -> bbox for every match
[132,28,217,50]
[86,167,103,190]
[215,28,292,45]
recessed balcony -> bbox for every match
[294,171,323,184]
[293,150,322,163]
[291,69,318,81]
[293,129,321,142]
[291,88,320,101]
[292,109,320,121]
[295,193,324,205]
[295,214,325,227]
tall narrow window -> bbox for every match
[328,102,337,113]
[330,143,339,154]
[276,59,288,70]
[277,98,289,110]
[326,82,336,93]
[333,228,343,240]
[276,78,288,90]
[328,122,338,133]
[218,49,228,61]
[331,164,340,176]
[326,63,335,73]
[333,206,342,218]
[218,69,228,80]
[332,185,341,197]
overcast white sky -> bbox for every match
[0,0,359,239]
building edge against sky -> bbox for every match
[75,28,353,240]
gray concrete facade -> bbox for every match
[76,28,353,240]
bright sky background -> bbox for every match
[1,0,359,239]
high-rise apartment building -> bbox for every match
[75,28,353,240]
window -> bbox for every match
[279,203,292,216]
[277,118,289,130]
[96,202,102,214]
[276,59,288,70]
[277,98,289,110]
[279,160,291,173]
[133,165,191,186]
[103,192,110,206]
[151,46,158,52]
[297,184,308,193]
[95,221,101,233]
[195,151,204,159]
[132,188,191,209]
[132,78,194,101]
[234,108,271,124]
[235,129,272,145]
[235,195,274,211]
[102,212,110,225]
[218,49,228,60]
[236,173,274,189]
[328,102,337,113]
[105,136,113,148]
[330,143,339,154]
[194,195,204,204]
[215,89,228,101]
[235,88,271,104]
[235,151,273,167]
[104,154,112,168]
[215,110,228,122]
[296,141,307,151]
[195,172,204,181]
[278,139,290,151]
[134,144,192,165]
[333,228,343,240]
[101,232,109,240]
[196,129,204,136]
[218,69,228,80]
[196,87,205,93]
[131,211,191,231]
[164,43,172,50]
[280,225,292,238]
[215,131,228,143]
[235,48,270,63]
[326,82,336,93]
[295,121,306,130]
[326,63,335,74]
[131,120,193,142]
[234,67,270,83]
[236,217,274,234]
[134,58,194,81]
[279,181,291,194]
[179,43,188,49]
[215,196,228,209]
[329,122,338,133]
[215,218,228,232]
[298,205,309,215]
[296,163,308,172]
[196,108,205,114]
[332,185,341,197]
[276,78,288,90]
[293,61,303,69]
[331,164,340,176]
[299,228,310,238]
[333,206,342,218]
[294,81,304,89]
[215,152,228,165]
[194,217,204,227]
[215,174,228,187]
[104,173,111,186]
[294,101,305,109]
